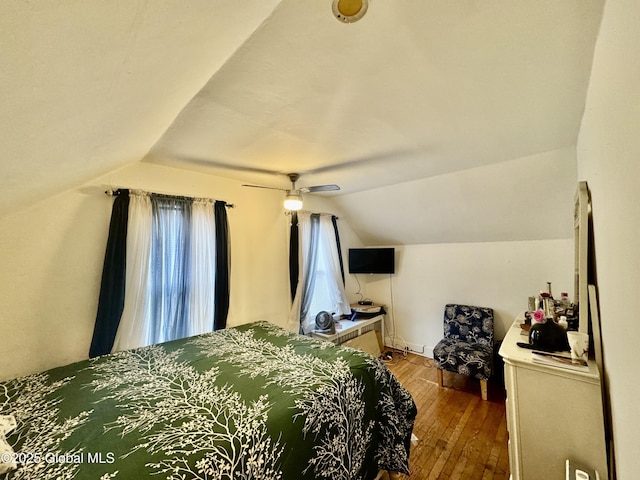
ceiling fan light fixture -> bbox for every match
[284,192,303,211]
[242,172,338,210]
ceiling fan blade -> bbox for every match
[303,184,341,193]
[241,184,287,191]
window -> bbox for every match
[288,212,351,334]
[90,190,230,357]
[148,197,207,344]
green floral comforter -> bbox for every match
[0,321,416,480]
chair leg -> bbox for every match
[436,368,444,388]
[480,379,488,401]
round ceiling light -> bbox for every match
[332,0,368,23]
[284,192,303,211]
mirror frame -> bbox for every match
[574,181,590,335]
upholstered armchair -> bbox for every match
[433,304,494,400]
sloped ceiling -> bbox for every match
[1,1,604,243]
[147,0,603,193]
[0,0,281,214]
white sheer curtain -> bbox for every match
[287,212,350,334]
[188,200,217,337]
[149,196,192,343]
[112,192,153,352]
[112,194,217,352]
[315,214,350,318]
[287,212,315,333]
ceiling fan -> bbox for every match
[242,173,340,211]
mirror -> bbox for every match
[574,181,590,335]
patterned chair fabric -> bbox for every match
[433,304,494,381]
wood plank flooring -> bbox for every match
[385,352,510,480]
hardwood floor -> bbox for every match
[385,352,510,480]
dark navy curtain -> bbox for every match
[214,201,230,330]
[332,215,345,284]
[289,212,299,300]
[89,190,129,358]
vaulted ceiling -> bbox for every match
[1,1,604,243]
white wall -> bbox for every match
[357,240,573,355]
[576,0,640,476]
[335,147,577,356]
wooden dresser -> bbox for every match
[499,317,608,479]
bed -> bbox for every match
[0,321,416,480]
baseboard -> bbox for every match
[383,336,434,357]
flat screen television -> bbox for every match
[348,248,395,274]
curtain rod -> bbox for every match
[104,188,234,208]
